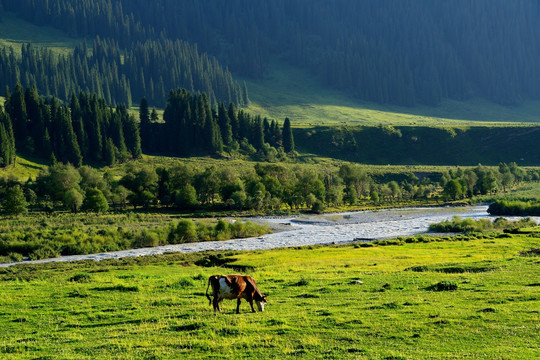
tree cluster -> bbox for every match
[3,0,540,106]
[3,83,141,167]
[3,161,537,216]
[141,90,292,159]
[440,163,531,201]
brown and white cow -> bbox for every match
[206,274,267,313]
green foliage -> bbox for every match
[488,200,540,216]
[2,185,27,215]
[429,216,538,234]
[168,219,198,244]
[83,188,109,213]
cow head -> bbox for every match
[255,294,267,312]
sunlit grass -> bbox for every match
[245,61,540,127]
[0,235,538,359]
[0,155,47,181]
[0,11,82,56]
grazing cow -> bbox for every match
[206,274,267,313]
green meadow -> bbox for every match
[1,234,538,359]
[245,62,540,128]
[0,12,81,56]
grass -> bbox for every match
[245,61,540,127]
[0,235,538,359]
[0,155,47,181]
[0,11,82,56]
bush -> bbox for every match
[169,278,196,289]
[168,219,198,244]
[69,273,93,282]
[488,200,540,216]
[427,281,458,291]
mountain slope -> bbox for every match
[245,61,540,127]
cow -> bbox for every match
[206,274,267,314]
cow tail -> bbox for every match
[206,278,212,305]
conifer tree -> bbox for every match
[252,116,265,151]
[282,117,294,153]
[104,137,116,166]
[5,82,27,142]
[217,102,233,146]
[70,93,88,157]
[139,97,150,149]
[228,103,239,140]
[123,113,142,158]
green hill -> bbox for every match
[0,11,81,55]
[245,61,540,127]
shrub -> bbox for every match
[168,219,198,244]
[29,246,59,261]
[69,273,93,282]
[169,278,196,289]
[427,281,458,291]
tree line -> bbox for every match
[141,89,293,159]
[1,161,538,216]
[3,0,540,106]
[3,83,141,167]
[0,84,293,166]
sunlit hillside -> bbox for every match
[245,62,540,127]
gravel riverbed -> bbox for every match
[2,205,537,268]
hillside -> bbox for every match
[3,0,540,108]
[245,62,540,127]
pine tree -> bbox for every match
[217,102,233,146]
[139,96,150,149]
[123,113,142,158]
[104,137,116,166]
[252,116,264,151]
[70,93,88,157]
[5,82,27,143]
[228,103,239,140]
[282,117,294,153]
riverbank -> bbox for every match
[5,204,538,268]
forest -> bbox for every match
[2,0,540,107]
[0,85,291,167]
[0,37,247,108]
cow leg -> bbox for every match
[236,298,242,314]
[213,297,221,313]
[249,300,256,312]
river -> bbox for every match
[2,205,538,268]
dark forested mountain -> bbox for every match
[2,0,539,107]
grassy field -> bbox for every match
[245,61,540,127]
[0,235,538,359]
[0,12,81,56]
[0,156,47,181]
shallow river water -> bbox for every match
[2,205,538,267]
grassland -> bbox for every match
[0,234,538,359]
[0,156,47,181]
[0,12,81,56]
[245,61,540,127]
